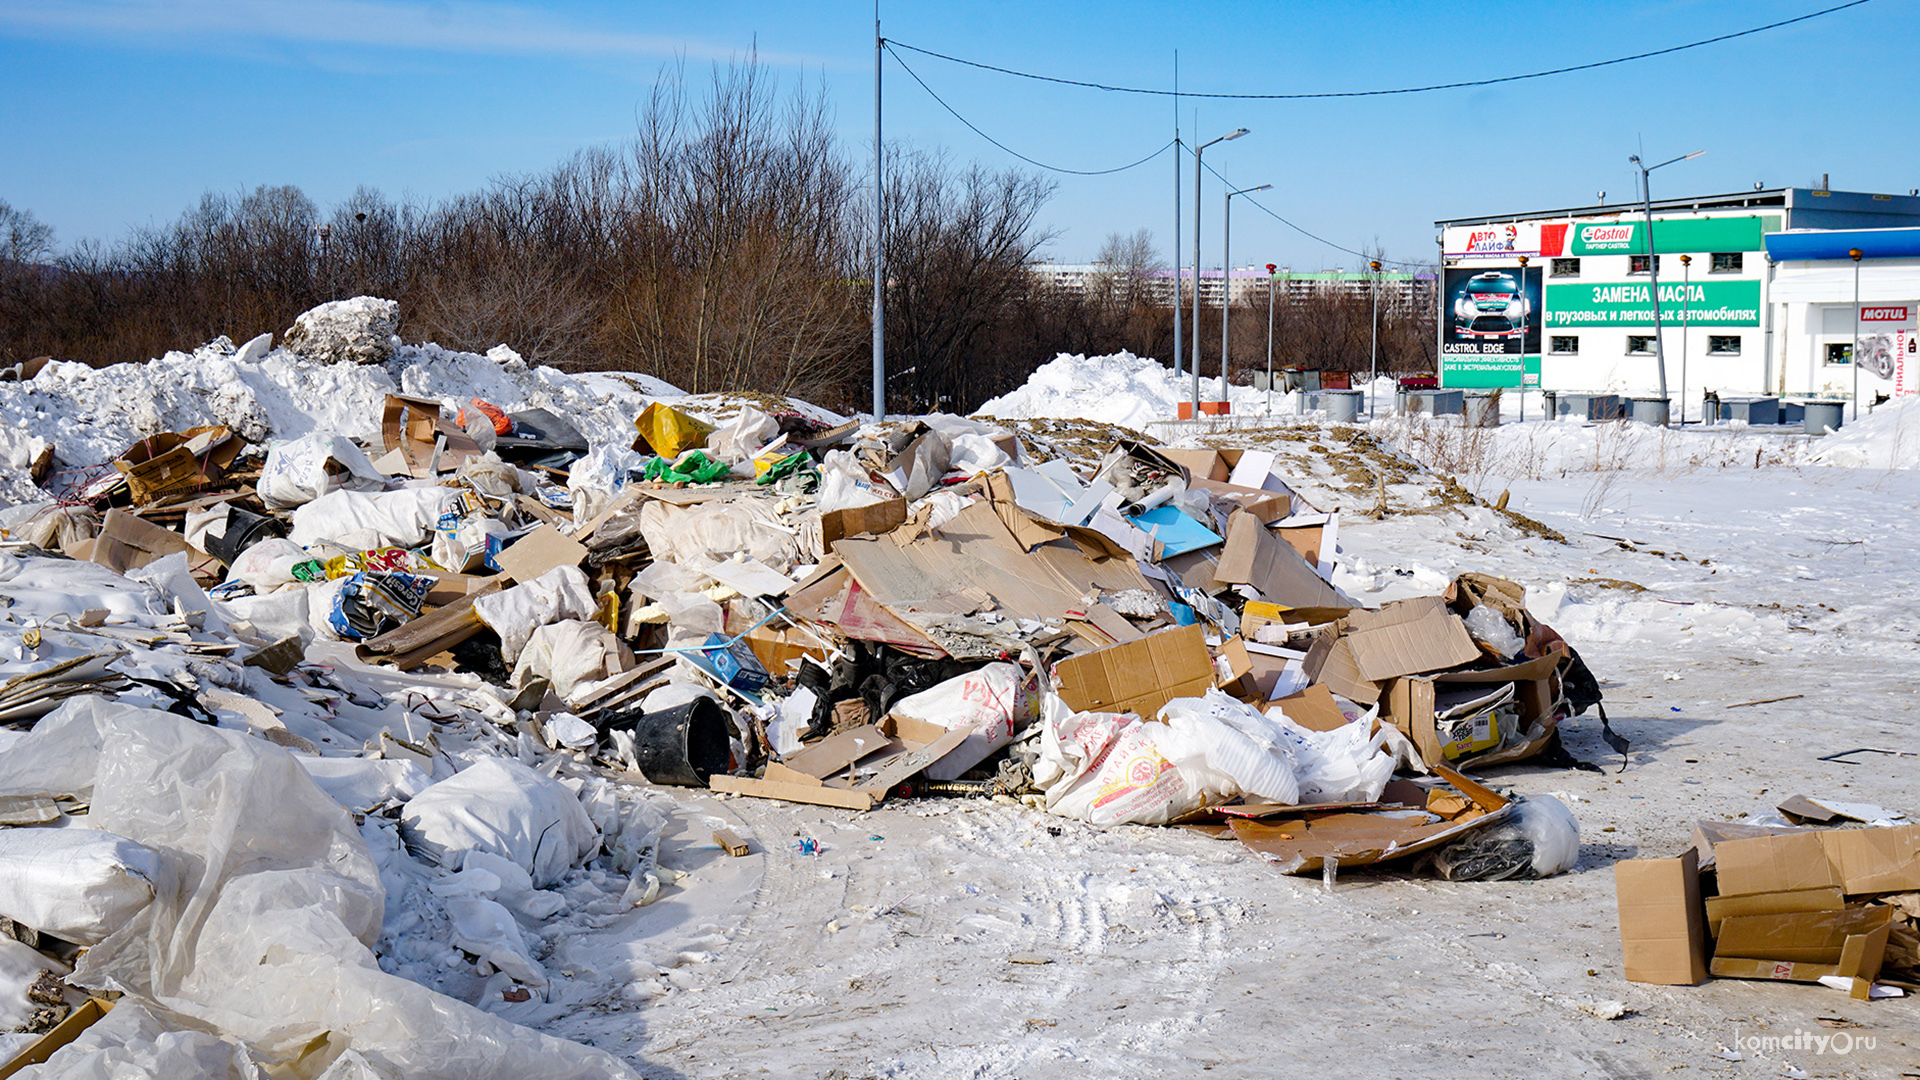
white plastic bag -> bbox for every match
[567,443,642,526]
[1265,703,1395,805]
[707,406,780,465]
[430,513,509,575]
[1428,795,1581,880]
[815,450,888,515]
[400,758,599,888]
[1153,690,1301,806]
[0,828,159,945]
[511,620,634,707]
[259,433,385,509]
[289,487,462,550]
[947,433,1011,474]
[472,565,596,665]
[223,537,318,593]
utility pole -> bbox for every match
[871,2,885,421]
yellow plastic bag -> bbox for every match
[634,402,715,458]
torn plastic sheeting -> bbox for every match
[472,565,596,665]
[23,701,632,1078]
[400,758,600,889]
[0,828,159,946]
[444,894,547,989]
[1154,691,1302,807]
[635,497,803,574]
[258,432,386,510]
[888,662,1040,782]
[296,755,434,814]
[706,405,780,465]
[0,554,169,624]
[16,997,263,1079]
[288,487,464,551]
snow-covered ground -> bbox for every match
[2,342,1915,1077]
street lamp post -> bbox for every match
[1679,254,1692,425]
[1265,262,1277,416]
[1222,183,1271,411]
[1629,149,1705,425]
[1368,259,1382,417]
[1516,255,1529,423]
[1851,247,1864,420]
[1192,128,1249,419]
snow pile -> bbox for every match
[282,295,401,366]
[976,351,1270,430]
[1810,395,1920,469]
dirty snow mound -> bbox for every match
[976,351,1264,429]
[281,296,401,366]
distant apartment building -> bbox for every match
[1027,261,1434,313]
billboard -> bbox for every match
[1440,265,1541,388]
[1544,279,1761,328]
[1443,222,1542,261]
[1564,216,1767,255]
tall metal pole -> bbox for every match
[871,2,885,421]
[1851,247,1864,420]
[1368,258,1381,417]
[1679,254,1692,425]
[1266,264,1276,416]
[1190,128,1248,418]
[1220,184,1269,410]
[1171,52,1181,380]
[1629,150,1703,426]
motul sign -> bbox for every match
[1861,306,1910,322]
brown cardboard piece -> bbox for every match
[1052,624,1213,721]
[1615,849,1711,986]
[113,426,241,505]
[1715,823,1920,898]
[1303,634,1380,707]
[1188,477,1291,523]
[1711,905,1892,980]
[1210,511,1344,609]
[712,714,972,810]
[1158,448,1231,483]
[821,498,908,547]
[1227,763,1510,875]
[0,998,114,1079]
[493,524,588,584]
[90,508,218,576]
[383,394,482,476]
[1344,612,1480,682]
[1269,684,1351,732]
[1704,887,1847,937]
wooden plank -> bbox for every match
[707,774,874,811]
[713,828,751,857]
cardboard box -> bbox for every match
[1710,905,1892,989]
[90,507,218,576]
[1704,887,1847,937]
[113,425,240,505]
[1188,478,1290,524]
[1159,448,1231,483]
[0,998,114,1079]
[742,622,831,674]
[1052,624,1213,721]
[1615,849,1711,986]
[1380,647,1563,768]
[1210,511,1344,610]
[1714,824,1920,898]
[383,394,481,476]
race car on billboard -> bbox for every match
[1452,270,1530,337]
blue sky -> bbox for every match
[3,0,1915,271]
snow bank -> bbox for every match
[975,351,1270,430]
[1810,395,1920,468]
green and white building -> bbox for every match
[1435,188,1920,406]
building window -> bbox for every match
[1551,258,1581,277]
[1627,336,1655,355]
[1708,335,1741,355]
[1629,255,1661,274]
[1551,335,1579,354]
[1826,343,1853,366]
[1710,252,1743,273]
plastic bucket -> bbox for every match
[1463,393,1501,428]
[1628,397,1670,426]
[611,696,732,786]
[204,505,285,566]
[1804,401,1846,436]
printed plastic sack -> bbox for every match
[0,828,159,945]
[325,546,446,579]
[1040,709,1200,826]
[258,432,385,509]
[890,662,1040,781]
[1153,690,1301,806]
[1265,704,1396,805]
[288,487,463,550]
[429,511,508,574]
[400,758,600,888]
[326,570,431,641]
[633,401,715,458]
[512,620,635,707]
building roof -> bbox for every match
[1435,187,1920,230]
[1766,227,1920,261]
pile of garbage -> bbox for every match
[0,299,1619,1073]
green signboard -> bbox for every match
[1545,279,1762,328]
[1441,353,1540,389]
[1567,216,1766,255]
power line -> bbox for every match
[1194,152,1424,269]
[889,1,1870,100]
[884,43,1175,176]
